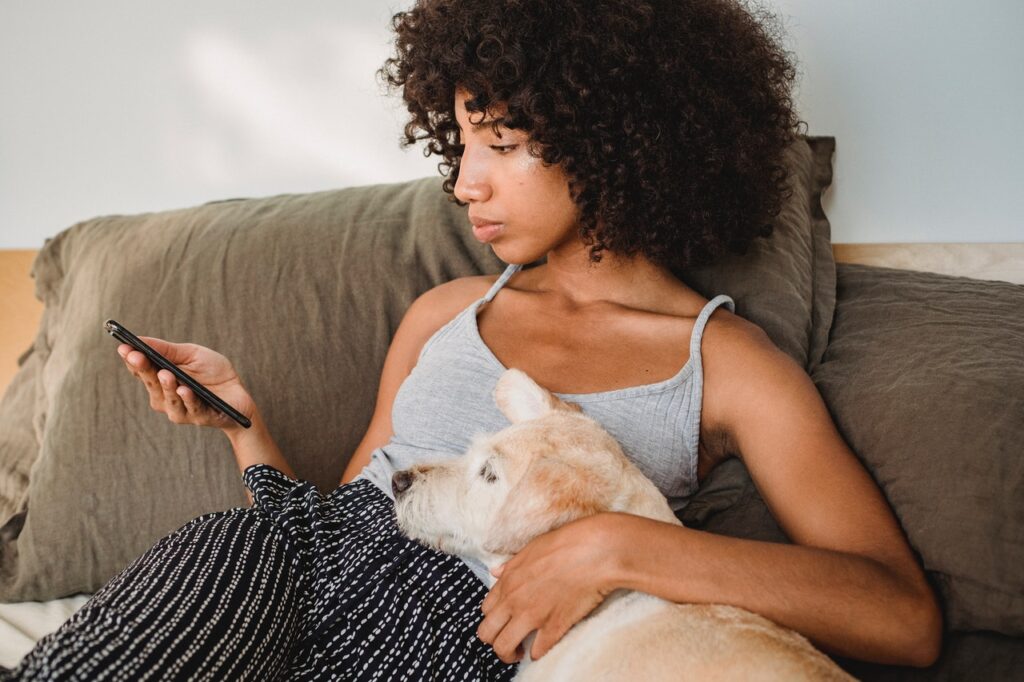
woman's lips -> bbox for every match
[472,223,504,243]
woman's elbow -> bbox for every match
[901,584,944,668]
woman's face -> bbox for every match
[452,87,581,264]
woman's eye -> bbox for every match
[490,145,517,155]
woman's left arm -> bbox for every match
[479,320,943,667]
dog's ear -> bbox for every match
[494,368,582,424]
[482,455,608,555]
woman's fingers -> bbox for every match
[119,346,148,376]
[176,385,212,423]
[157,370,188,422]
[176,385,204,417]
[118,346,187,422]
[121,349,161,399]
[137,336,190,365]
[116,343,242,428]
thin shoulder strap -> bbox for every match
[683,294,736,489]
[689,294,736,362]
[482,263,523,303]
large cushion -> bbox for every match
[813,264,1023,636]
[682,263,1024,650]
[837,630,1024,682]
[0,136,834,601]
[684,135,836,374]
[0,179,504,600]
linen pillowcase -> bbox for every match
[683,263,1024,639]
[838,630,1024,681]
[812,264,1024,636]
[684,135,836,374]
[0,348,42,541]
[0,135,834,601]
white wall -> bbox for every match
[1,0,1021,249]
[775,0,1023,243]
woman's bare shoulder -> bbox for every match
[412,274,497,323]
[702,307,791,392]
[697,306,785,445]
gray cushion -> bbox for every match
[836,630,1024,681]
[0,135,834,601]
[813,264,1024,635]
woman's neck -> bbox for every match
[534,243,689,312]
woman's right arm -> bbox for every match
[117,337,287,505]
[116,276,492,501]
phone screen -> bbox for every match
[104,320,251,429]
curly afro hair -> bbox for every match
[378,0,808,273]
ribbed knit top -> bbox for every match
[355,262,735,584]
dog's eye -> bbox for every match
[478,464,498,484]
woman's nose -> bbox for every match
[453,148,492,204]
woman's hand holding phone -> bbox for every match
[116,336,256,433]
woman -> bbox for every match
[4,0,942,679]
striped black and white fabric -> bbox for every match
[2,464,517,681]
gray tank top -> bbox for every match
[355,262,735,584]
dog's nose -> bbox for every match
[392,470,415,497]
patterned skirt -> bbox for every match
[2,465,517,681]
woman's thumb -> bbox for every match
[138,336,186,363]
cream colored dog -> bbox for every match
[392,368,856,681]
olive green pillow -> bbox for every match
[813,264,1024,636]
[685,135,836,374]
[0,135,835,601]
[0,179,505,600]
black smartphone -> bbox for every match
[104,319,251,429]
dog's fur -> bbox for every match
[393,368,856,681]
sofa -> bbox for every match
[0,135,1021,679]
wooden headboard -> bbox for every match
[2,244,1022,395]
[1,250,42,397]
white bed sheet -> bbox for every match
[0,594,91,669]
